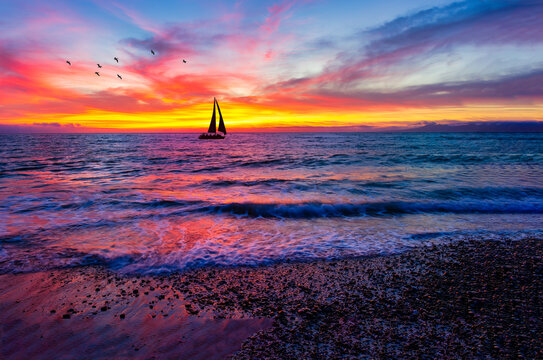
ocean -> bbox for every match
[1,132,542,274]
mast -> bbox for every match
[217,100,227,135]
[207,98,216,133]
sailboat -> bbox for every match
[199,98,227,139]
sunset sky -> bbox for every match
[1,0,543,132]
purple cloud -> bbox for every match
[261,0,543,107]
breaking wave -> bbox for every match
[197,200,543,218]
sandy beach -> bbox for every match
[1,237,541,359]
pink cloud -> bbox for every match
[260,1,295,33]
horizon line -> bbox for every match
[2,120,543,134]
[3,130,543,135]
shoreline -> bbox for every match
[1,238,542,359]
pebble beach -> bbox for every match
[1,237,541,359]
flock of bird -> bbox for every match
[65,49,188,79]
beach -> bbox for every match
[1,133,542,358]
[2,237,541,359]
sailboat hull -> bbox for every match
[199,133,225,139]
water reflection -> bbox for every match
[1,133,542,273]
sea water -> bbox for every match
[1,133,542,273]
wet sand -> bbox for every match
[0,269,272,359]
[1,238,542,359]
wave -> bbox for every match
[195,200,543,218]
[6,197,543,225]
[201,178,290,187]
[3,229,542,275]
[128,199,204,209]
[10,198,204,214]
[238,158,290,167]
[427,186,543,200]
[195,182,543,202]
[198,178,407,191]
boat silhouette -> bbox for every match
[199,98,226,139]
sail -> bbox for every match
[207,99,216,133]
[216,100,227,134]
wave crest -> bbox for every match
[197,200,543,218]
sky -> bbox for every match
[1,0,543,132]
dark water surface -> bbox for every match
[1,133,542,273]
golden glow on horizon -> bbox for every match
[4,102,543,131]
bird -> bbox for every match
[97,64,102,68]
[117,74,122,80]
[114,57,119,63]
[182,59,187,63]
[95,72,100,76]
[151,49,155,55]
[66,60,71,66]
